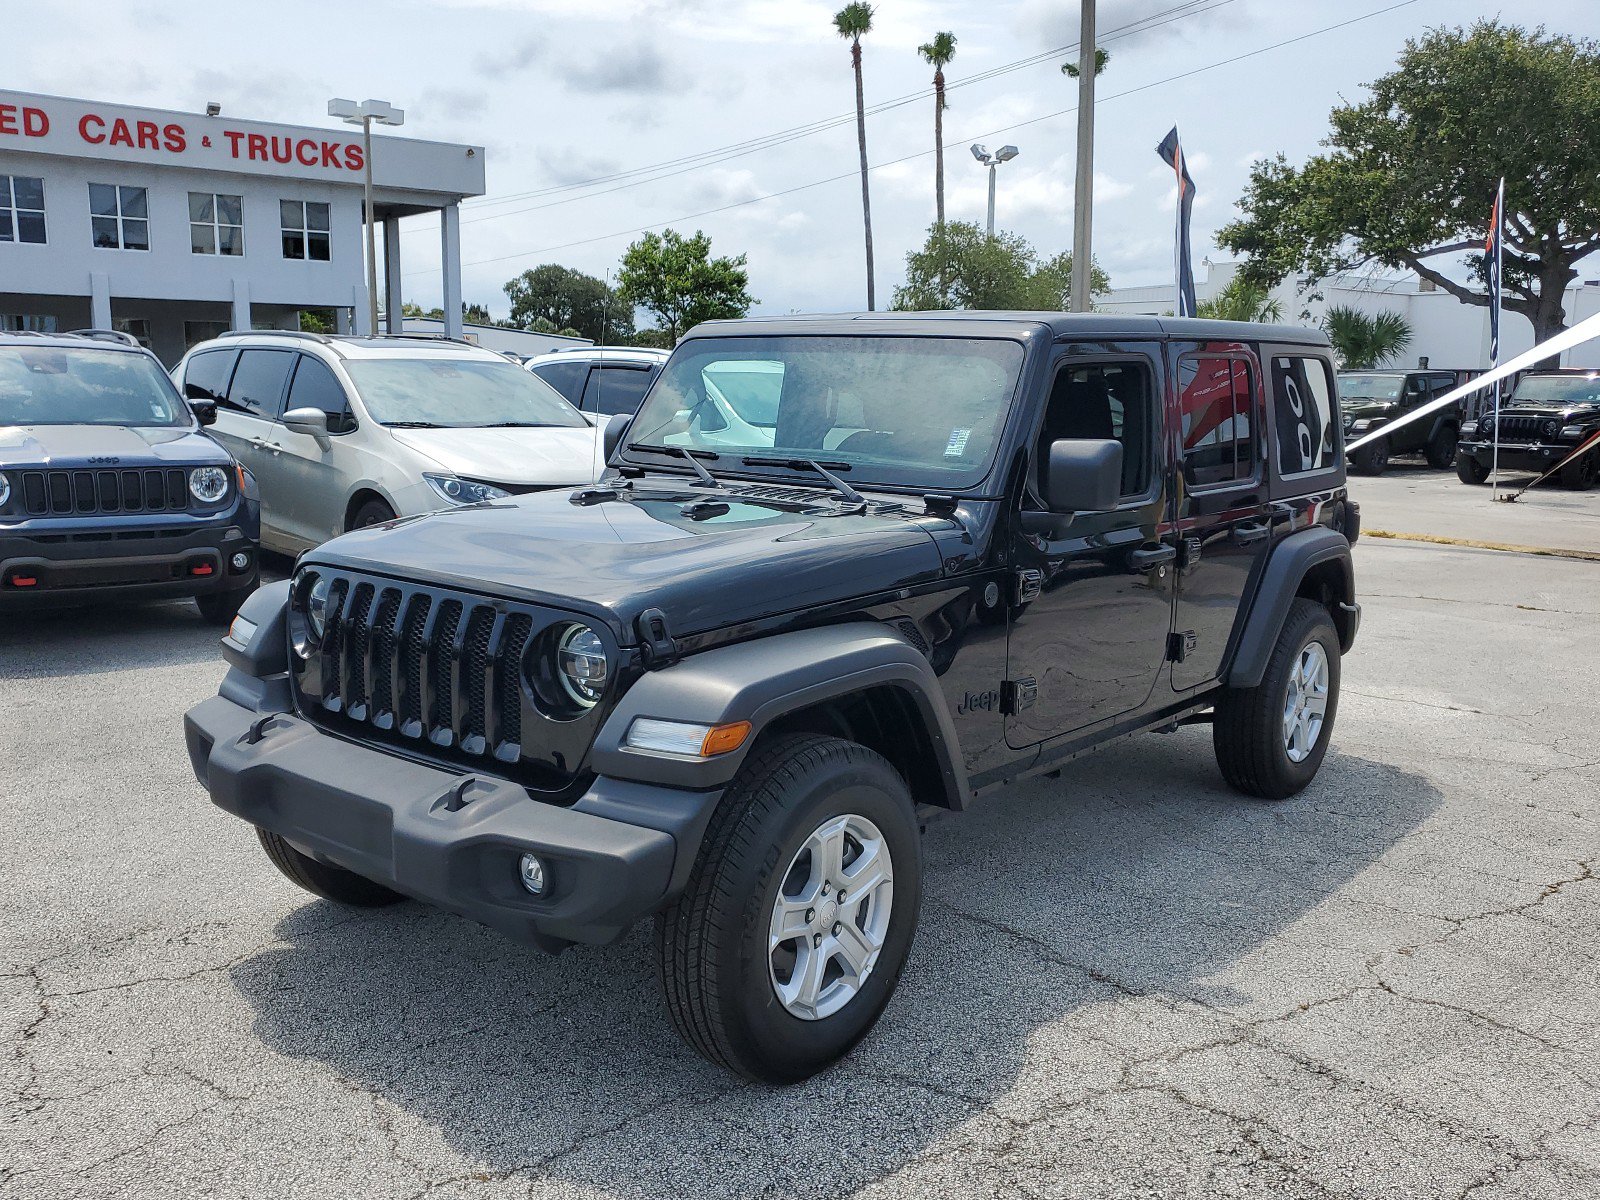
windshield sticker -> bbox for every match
[944,428,971,458]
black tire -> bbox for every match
[1348,437,1389,476]
[1212,598,1341,801]
[256,828,405,907]
[349,497,396,531]
[1425,426,1458,470]
[656,734,922,1084]
[1558,454,1598,491]
[1456,455,1489,485]
[195,583,256,626]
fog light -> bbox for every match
[231,551,251,571]
[518,852,547,895]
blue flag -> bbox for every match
[1156,126,1197,318]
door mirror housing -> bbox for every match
[281,407,330,438]
[188,399,217,426]
[1043,438,1123,514]
[603,412,632,462]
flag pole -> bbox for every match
[1489,178,1504,503]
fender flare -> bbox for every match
[1226,527,1354,690]
[591,622,969,806]
[1426,409,1460,444]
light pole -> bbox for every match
[1070,0,1096,312]
[970,143,1019,238]
[328,98,404,337]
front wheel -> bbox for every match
[1348,437,1389,476]
[1456,455,1489,485]
[348,497,396,531]
[656,734,921,1083]
[257,829,405,907]
[1212,598,1341,800]
[196,583,256,626]
[1558,453,1598,491]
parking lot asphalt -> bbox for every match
[3,527,1598,1198]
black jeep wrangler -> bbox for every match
[185,314,1360,1082]
[1337,368,1462,474]
[1456,368,1600,489]
[1,331,260,622]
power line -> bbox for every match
[449,0,1235,224]
[406,0,1421,278]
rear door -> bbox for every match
[1169,343,1273,691]
[221,349,296,545]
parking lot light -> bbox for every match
[328,98,405,338]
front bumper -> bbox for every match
[1456,440,1577,472]
[0,518,258,608]
[183,694,719,950]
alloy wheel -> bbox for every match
[1282,641,1330,763]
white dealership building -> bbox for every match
[0,89,484,364]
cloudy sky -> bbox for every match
[8,0,1599,320]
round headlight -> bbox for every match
[189,465,229,503]
[307,574,331,640]
[555,624,607,708]
[1544,419,1561,439]
[0,473,10,508]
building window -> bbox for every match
[190,193,244,256]
[2,314,58,332]
[89,183,149,251]
[114,318,152,348]
[280,200,330,261]
[1,176,46,244]
[184,320,231,349]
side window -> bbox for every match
[1037,360,1154,499]
[1270,356,1338,477]
[286,355,355,432]
[184,349,237,402]
[1180,356,1256,488]
[583,365,656,417]
[225,349,295,419]
[529,359,588,403]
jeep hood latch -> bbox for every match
[636,607,678,667]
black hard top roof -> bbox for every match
[685,310,1332,347]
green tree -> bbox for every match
[1195,276,1283,322]
[503,264,633,343]
[1218,21,1600,344]
[400,301,496,325]
[298,308,335,334]
[615,228,755,343]
[918,31,957,229]
[1062,47,1109,78]
[834,2,877,310]
[1322,306,1413,369]
[891,222,1108,312]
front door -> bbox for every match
[1005,346,1176,748]
[1169,345,1273,691]
[266,353,361,551]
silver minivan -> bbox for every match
[174,332,606,555]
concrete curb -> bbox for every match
[1365,528,1600,563]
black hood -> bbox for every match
[1502,402,1600,421]
[306,485,950,643]
[0,423,228,468]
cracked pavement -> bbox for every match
[2,529,1597,1198]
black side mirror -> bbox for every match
[1043,438,1123,514]
[189,399,217,426]
[603,413,632,462]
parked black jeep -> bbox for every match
[1456,369,1600,489]
[185,314,1360,1082]
[1338,368,1462,474]
[1,331,260,622]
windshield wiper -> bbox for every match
[630,442,722,487]
[482,421,554,428]
[384,420,447,429]
[741,457,865,507]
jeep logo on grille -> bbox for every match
[87,456,121,465]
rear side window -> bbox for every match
[529,359,587,402]
[1179,356,1256,488]
[582,365,656,417]
[225,349,295,419]
[184,348,236,402]
[1270,356,1339,477]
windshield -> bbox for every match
[343,358,587,428]
[1337,374,1403,402]
[624,335,1026,489]
[0,347,189,427]
[1510,373,1600,407]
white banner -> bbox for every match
[1345,307,1600,454]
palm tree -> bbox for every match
[835,2,876,310]
[1196,277,1283,322]
[1322,305,1413,369]
[918,31,957,229]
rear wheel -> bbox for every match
[349,497,396,531]
[256,829,405,907]
[1349,437,1389,476]
[1425,426,1458,469]
[1213,599,1341,800]
[656,734,921,1083]
[1456,455,1490,485]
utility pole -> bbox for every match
[1070,0,1095,312]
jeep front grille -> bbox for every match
[1486,414,1557,442]
[292,570,602,791]
[18,468,192,517]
